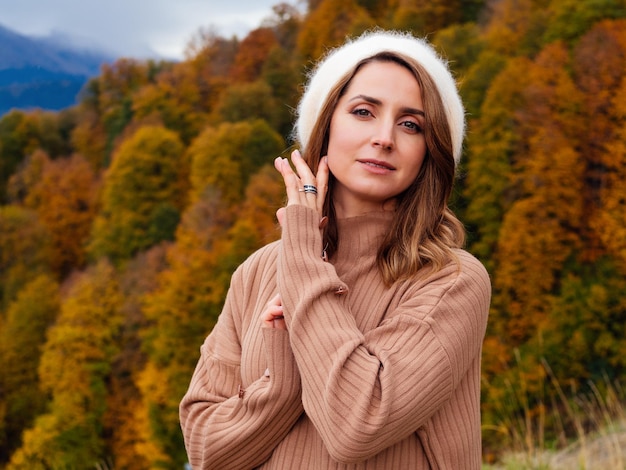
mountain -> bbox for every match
[0,24,114,115]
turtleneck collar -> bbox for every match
[332,211,395,271]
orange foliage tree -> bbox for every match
[229,28,279,83]
[23,153,99,276]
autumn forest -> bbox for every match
[1,0,625,467]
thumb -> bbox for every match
[276,207,285,228]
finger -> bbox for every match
[262,305,284,328]
[316,156,330,215]
[261,294,282,325]
[274,156,301,205]
[273,317,287,330]
[276,207,285,228]
[291,149,315,185]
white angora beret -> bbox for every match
[294,30,466,165]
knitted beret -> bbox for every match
[294,30,466,165]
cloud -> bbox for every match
[0,0,279,59]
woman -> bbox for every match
[180,30,491,469]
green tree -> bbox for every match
[0,110,70,202]
[543,0,626,44]
[261,45,301,137]
[212,80,282,130]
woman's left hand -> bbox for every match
[274,149,329,228]
[262,293,286,330]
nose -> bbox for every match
[371,121,394,151]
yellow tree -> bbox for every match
[464,57,532,270]
[389,0,464,34]
[0,275,60,465]
[136,189,235,468]
[188,119,284,206]
[483,0,537,56]
[7,260,123,470]
[136,163,285,467]
[132,61,208,144]
[70,108,108,170]
[103,247,168,469]
[297,0,374,61]
[88,125,188,263]
[84,58,162,159]
[0,205,52,308]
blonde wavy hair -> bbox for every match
[301,52,465,285]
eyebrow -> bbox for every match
[348,94,425,117]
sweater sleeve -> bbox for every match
[179,263,304,470]
[277,205,491,464]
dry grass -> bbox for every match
[483,358,626,470]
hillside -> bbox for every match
[0,0,625,468]
[0,23,112,115]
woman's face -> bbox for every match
[326,60,427,217]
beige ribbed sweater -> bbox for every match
[180,206,491,469]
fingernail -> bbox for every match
[293,149,301,158]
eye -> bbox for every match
[400,120,423,133]
[350,108,373,118]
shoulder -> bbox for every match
[401,249,491,319]
[231,240,281,287]
[452,249,491,294]
[413,249,490,291]
[438,249,492,308]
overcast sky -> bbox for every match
[0,0,295,59]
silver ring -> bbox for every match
[303,184,318,194]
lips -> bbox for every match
[358,159,396,171]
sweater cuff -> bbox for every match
[282,205,323,263]
[262,327,301,400]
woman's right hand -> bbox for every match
[274,149,329,228]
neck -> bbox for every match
[332,195,397,219]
